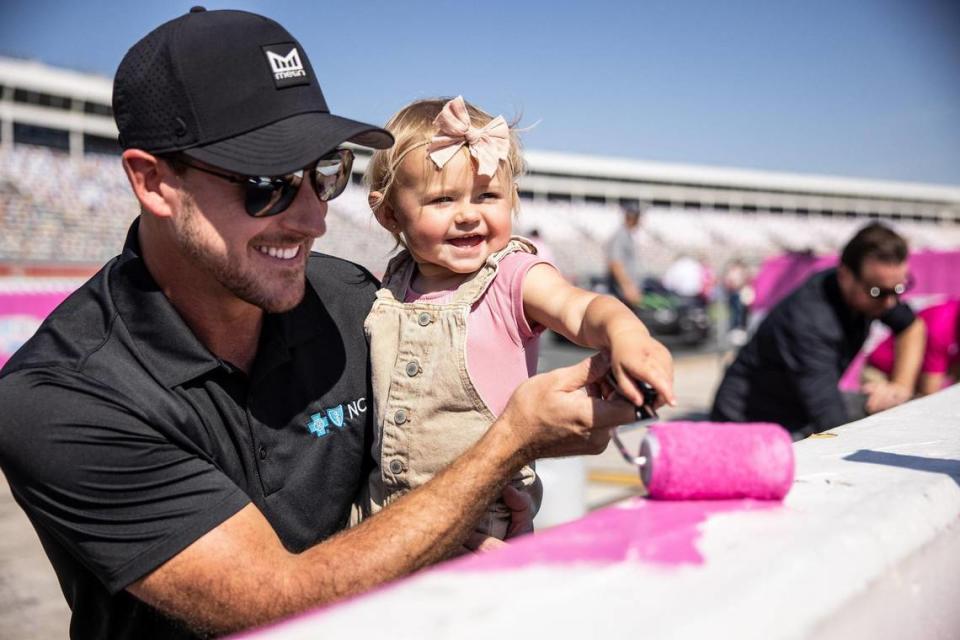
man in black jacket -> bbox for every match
[711,223,925,437]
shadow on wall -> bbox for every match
[844,449,960,489]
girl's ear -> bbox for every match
[369,191,399,232]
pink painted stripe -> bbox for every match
[234,497,780,637]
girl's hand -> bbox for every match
[608,330,675,410]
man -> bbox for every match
[606,202,645,306]
[711,223,925,437]
[0,9,670,638]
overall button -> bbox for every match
[258,445,267,460]
[394,409,408,425]
[417,312,432,326]
[405,361,420,377]
[388,459,404,474]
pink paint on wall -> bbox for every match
[444,497,775,572]
[0,290,73,367]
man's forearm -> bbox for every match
[131,419,526,636]
[299,420,525,597]
[890,319,926,392]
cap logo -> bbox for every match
[262,43,310,89]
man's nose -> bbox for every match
[280,179,328,236]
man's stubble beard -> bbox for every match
[175,196,306,314]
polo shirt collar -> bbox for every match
[110,219,318,388]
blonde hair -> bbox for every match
[365,97,525,218]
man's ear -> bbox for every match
[369,191,399,233]
[121,149,177,219]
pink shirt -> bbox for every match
[867,299,960,375]
[404,252,551,415]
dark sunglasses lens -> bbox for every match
[245,177,298,217]
[313,149,353,202]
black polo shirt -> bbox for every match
[711,268,915,433]
[0,220,377,639]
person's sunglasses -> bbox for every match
[861,273,914,299]
[174,148,354,217]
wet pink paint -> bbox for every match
[231,499,778,637]
[444,497,775,572]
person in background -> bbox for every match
[863,297,959,398]
[722,257,751,344]
[711,223,925,438]
[606,202,645,306]
[663,253,705,299]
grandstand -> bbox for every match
[2,55,960,280]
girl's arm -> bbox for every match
[523,264,675,407]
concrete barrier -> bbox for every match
[241,386,960,639]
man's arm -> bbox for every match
[865,318,925,414]
[128,355,633,635]
[916,372,945,396]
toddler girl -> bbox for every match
[356,96,674,540]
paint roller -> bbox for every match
[609,376,795,500]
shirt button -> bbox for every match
[405,361,420,377]
[417,312,432,326]
[394,409,408,425]
[388,459,404,474]
[258,445,267,460]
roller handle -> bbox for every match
[609,376,659,466]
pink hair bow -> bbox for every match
[427,96,510,177]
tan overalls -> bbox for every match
[356,238,539,539]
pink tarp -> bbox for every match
[0,288,75,368]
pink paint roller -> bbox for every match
[611,378,795,500]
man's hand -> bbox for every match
[495,353,635,462]
[863,380,912,414]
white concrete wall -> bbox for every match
[240,387,960,640]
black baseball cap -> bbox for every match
[113,7,393,176]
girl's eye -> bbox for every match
[430,196,453,205]
[479,192,499,200]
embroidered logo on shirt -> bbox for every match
[306,412,330,437]
[305,398,367,438]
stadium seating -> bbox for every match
[2,144,959,281]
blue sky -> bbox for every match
[2,0,958,185]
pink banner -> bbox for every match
[0,288,75,368]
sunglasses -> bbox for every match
[174,148,354,217]
[860,273,914,299]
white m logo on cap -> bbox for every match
[266,48,304,73]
